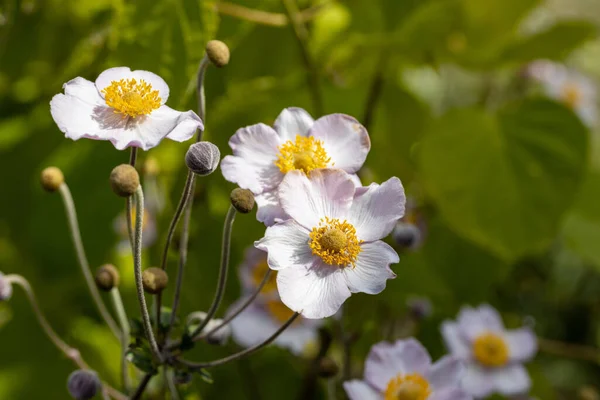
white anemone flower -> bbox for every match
[221,107,369,226]
[50,67,203,150]
[255,169,405,319]
[344,338,471,400]
[441,304,537,398]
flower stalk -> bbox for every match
[110,287,131,392]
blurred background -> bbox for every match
[1,0,600,398]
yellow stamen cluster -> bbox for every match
[275,135,332,174]
[473,332,509,367]
[309,217,362,267]
[384,373,431,400]
[102,78,161,118]
[266,299,296,323]
[251,260,278,294]
[561,82,583,109]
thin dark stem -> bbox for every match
[197,270,272,341]
[196,54,209,133]
[132,186,162,362]
[189,206,237,339]
[176,312,300,369]
[165,369,181,400]
[130,372,153,400]
[281,0,323,116]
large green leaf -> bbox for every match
[419,99,588,260]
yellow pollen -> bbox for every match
[561,82,583,109]
[251,260,278,294]
[275,135,332,174]
[384,373,431,400]
[473,332,509,367]
[309,217,362,267]
[102,78,161,118]
[266,299,296,323]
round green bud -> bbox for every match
[230,188,255,214]
[67,369,101,400]
[94,264,120,292]
[142,267,169,294]
[40,166,64,192]
[110,164,139,197]
[206,40,230,68]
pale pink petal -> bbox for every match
[427,355,464,390]
[273,107,314,142]
[255,190,289,227]
[276,259,350,319]
[348,177,406,242]
[95,67,170,103]
[441,321,471,359]
[505,328,537,362]
[221,123,283,194]
[343,380,381,400]
[462,363,495,398]
[458,304,505,341]
[309,114,370,173]
[342,240,397,294]
[492,364,531,396]
[429,388,472,400]
[365,338,432,391]
[278,169,355,230]
[349,173,362,187]
[254,220,314,271]
[151,106,203,141]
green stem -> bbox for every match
[130,372,153,400]
[58,183,120,339]
[110,288,131,392]
[189,206,237,339]
[132,185,162,362]
[126,148,138,248]
[196,54,209,136]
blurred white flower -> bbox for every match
[187,311,230,345]
[255,169,405,319]
[221,107,370,225]
[50,67,203,150]
[238,246,278,299]
[0,272,12,301]
[527,60,597,126]
[343,338,471,400]
[441,304,537,398]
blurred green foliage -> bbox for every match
[1,0,600,398]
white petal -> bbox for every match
[254,220,313,271]
[153,106,203,141]
[220,123,283,194]
[429,388,472,400]
[255,190,289,227]
[492,364,531,396]
[506,328,537,362]
[348,177,406,242]
[461,363,495,398]
[278,169,355,230]
[365,338,432,391]
[349,173,362,187]
[276,259,350,319]
[95,67,170,103]
[427,355,464,390]
[457,304,505,341]
[441,321,471,359]
[273,107,314,142]
[309,114,371,173]
[343,241,397,294]
[343,380,381,400]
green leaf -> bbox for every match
[501,21,597,63]
[196,368,214,384]
[419,99,588,260]
[179,333,195,352]
[125,348,156,374]
[129,318,145,339]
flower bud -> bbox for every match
[94,264,120,292]
[392,222,421,250]
[185,142,220,176]
[230,188,255,214]
[317,357,339,379]
[67,369,101,400]
[142,267,168,294]
[0,272,12,301]
[40,167,64,192]
[110,164,139,197]
[206,40,230,68]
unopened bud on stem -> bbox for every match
[142,267,169,294]
[67,369,101,400]
[110,164,139,197]
[185,142,220,176]
[95,264,120,292]
[40,167,64,192]
[206,40,230,68]
[230,188,255,214]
